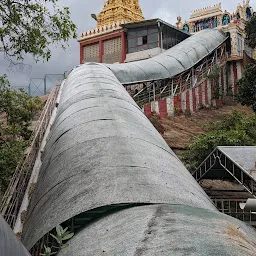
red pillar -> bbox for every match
[198,84,203,105]
[192,88,196,112]
[174,95,182,115]
[204,80,209,105]
[233,62,238,95]
[210,79,214,100]
[175,94,182,115]
[80,43,84,64]
[159,99,167,117]
[144,104,152,118]
[121,31,126,63]
[186,91,190,111]
[99,40,104,63]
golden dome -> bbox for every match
[97,0,144,27]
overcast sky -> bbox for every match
[1,0,255,90]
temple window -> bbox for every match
[127,26,159,53]
[246,7,252,20]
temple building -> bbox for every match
[176,0,255,60]
[79,0,255,67]
[78,0,189,64]
[177,1,253,34]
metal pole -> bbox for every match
[29,79,31,96]
[153,82,156,102]
[44,75,47,95]
[158,21,163,52]
[192,67,195,87]
[149,83,151,104]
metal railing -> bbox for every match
[213,198,256,226]
[131,43,227,107]
[0,86,60,228]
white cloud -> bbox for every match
[153,8,178,25]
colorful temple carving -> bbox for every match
[177,1,253,34]
[176,1,255,59]
[96,0,144,27]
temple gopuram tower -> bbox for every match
[79,0,144,64]
[97,0,144,27]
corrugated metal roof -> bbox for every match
[218,146,256,179]
[105,28,227,84]
[121,18,190,36]
[0,215,30,256]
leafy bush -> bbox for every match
[0,75,42,194]
[41,224,74,256]
[245,14,256,49]
[0,141,28,193]
[236,64,256,112]
[183,111,256,171]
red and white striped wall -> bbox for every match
[142,61,243,118]
[143,78,216,117]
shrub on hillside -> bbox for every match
[0,75,42,194]
[183,110,256,172]
[149,112,165,134]
[236,64,256,112]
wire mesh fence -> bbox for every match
[28,71,69,97]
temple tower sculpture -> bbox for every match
[97,0,144,27]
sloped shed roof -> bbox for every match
[218,146,256,177]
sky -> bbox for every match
[0,0,256,90]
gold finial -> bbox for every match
[96,0,144,28]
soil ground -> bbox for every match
[162,101,253,151]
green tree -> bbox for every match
[0,140,28,195]
[0,0,76,194]
[236,64,256,112]
[245,14,256,49]
[0,75,41,193]
[0,0,77,61]
[183,111,256,171]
